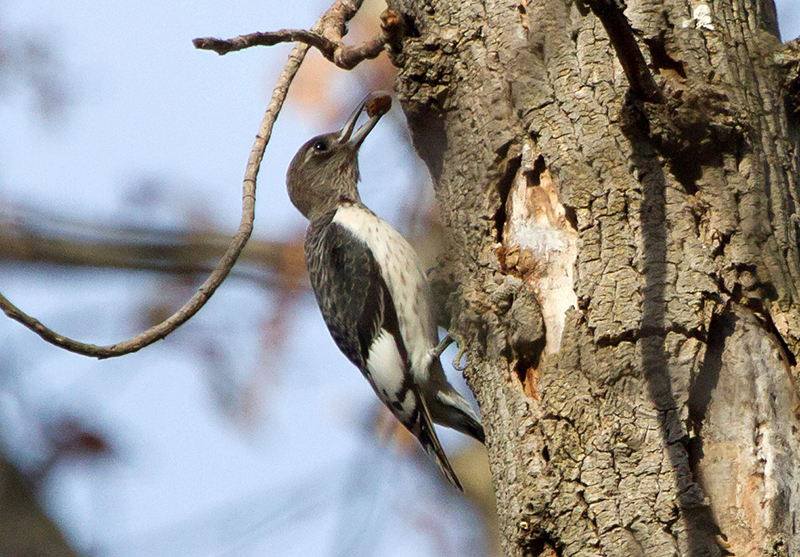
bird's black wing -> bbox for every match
[304,213,405,371]
[304,212,464,491]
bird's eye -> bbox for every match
[312,140,328,152]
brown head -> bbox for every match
[286,92,392,221]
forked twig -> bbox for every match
[0,0,382,359]
[193,8,403,70]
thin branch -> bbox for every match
[193,8,404,71]
[0,0,365,359]
[585,0,664,103]
[0,212,307,289]
[193,30,335,57]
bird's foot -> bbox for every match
[432,332,468,371]
[451,342,468,371]
[431,334,454,359]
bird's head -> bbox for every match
[286,92,392,220]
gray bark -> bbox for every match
[386,0,800,555]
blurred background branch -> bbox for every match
[0,455,79,557]
[0,203,308,290]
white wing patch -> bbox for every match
[366,329,413,418]
[333,204,436,382]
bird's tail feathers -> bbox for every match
[424,358,486,444]
[438,395,485,444]
[411,386,464,492]
[434,391,485,444]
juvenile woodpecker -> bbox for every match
[286,92,484,491]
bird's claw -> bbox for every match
[432,332,468,371]
[451,343,468,371]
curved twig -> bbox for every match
[0,45,305,358]
[0,0,370,359]
[193,8,404,71]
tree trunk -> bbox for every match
[385,0,800,555]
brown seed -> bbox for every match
[366,94,392,118]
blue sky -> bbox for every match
[0,1,484,555]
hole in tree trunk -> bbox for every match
[494,154,521,243]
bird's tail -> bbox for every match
[426,360,486,444]
[410,384,464,491]
[433,390,485,443]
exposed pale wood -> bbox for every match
[388,0,800,554]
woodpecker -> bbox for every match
[286,92,484,491]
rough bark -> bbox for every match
[386,0,800,555]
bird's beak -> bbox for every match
[337,91,392,149]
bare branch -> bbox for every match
[584,0,664,103]
[193,7,405,71]
[0,0,367,359]
[0,210,307,289]
[193,30,335,58]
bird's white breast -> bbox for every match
[333,204,436,380]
